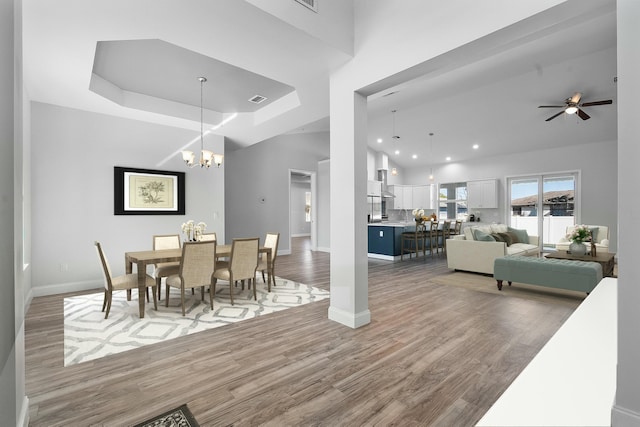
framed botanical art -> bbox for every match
[114,166,185,215]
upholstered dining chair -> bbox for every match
[257,232,279,291]
[212,237,259,305]
[165,241,216,316]
[152,234,181,300]
[95,241,157,319]
[198,232,217,242]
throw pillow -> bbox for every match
[504,231,520,244]
[491,224,508,233]
[507,227,529,244]
[497,232,514,246]
[589,227,599,242]
[473,229,496,241]
[491,233,505,243]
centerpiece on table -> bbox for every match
[566,224,592,255]
[181,220,207,242]
[412,209,429,226]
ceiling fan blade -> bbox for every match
[538,105,565,108]
[545,111,565,122]
[577,108,591,120]
[570,92,582,104]
[580,99,613,107]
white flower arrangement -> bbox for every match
[567,224,592,243]
[412,209,426,223]
[181,220,207,241]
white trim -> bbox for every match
[32,279,102,297]
[291,233,310,237]
[328,306,371,329]
[18,396,29,427]
[316,246,330,253]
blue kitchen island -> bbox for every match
[367,222,416,260]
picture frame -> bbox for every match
[114,166,185,215]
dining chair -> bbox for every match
[257,232,279,291]
[212,237,259,305]
[95,241,157,319]
[152,234,181,300]
[198,232,217,242]
[165,241,216,316]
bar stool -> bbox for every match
[401,222,427,260]
[427,220,440,255]
[438,220,452,254]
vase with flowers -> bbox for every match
[567,224,592,255]
[412,209,427,224]
[181,220,207,242]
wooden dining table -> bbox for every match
[125,244,272,318]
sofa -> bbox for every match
[446,223,539,275]
[556,224,610,253]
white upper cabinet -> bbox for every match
[467,179,498,208]
[389,184,433,209]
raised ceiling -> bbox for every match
[23,1,617,169]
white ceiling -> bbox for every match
[22,1,617,169]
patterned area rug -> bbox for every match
[64,275,329,366]
[133,403,199,427]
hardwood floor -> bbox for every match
[25,237,583,426]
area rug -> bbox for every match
[431,270,586,307]
[64,275,329,366]
[133,403,199,427]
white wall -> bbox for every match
[290,181,311,236]
[224,131,329,252]
[30,102,225,295]
[402,140,618,251]
[317,159,330,251]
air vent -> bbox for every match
[248,94,267,104]
[295,0,318,13]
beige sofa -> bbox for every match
[446,223,540,275]
[556,225,609,253]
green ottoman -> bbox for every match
[493,256,603,293]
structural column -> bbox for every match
[327,66,370,329]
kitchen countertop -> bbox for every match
[367,222,415,227]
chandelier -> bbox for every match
[182,77,223,168]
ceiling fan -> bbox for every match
[538,92,612,122]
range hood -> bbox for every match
[377,169,395,198]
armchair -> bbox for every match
[556,225,609,253]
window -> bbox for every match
[439,182,467,220]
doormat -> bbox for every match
[132,403,199,427]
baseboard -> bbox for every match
[32,279,102,297]
[328,306,371,329]
[612,403,640,425]
[18,395,29,427]
[316,246,330,253]
[291,233,311,237]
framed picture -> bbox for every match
[114,166,185,215]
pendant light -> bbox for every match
[391,109,400,175]
[182,77,223,168]
[428,132,435,181]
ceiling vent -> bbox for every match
[294,0,318,13]
[248,94,267,104]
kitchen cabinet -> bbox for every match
[367,180,382,196]
[389,184,433,209]
[468,179,498,208]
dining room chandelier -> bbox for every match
[182,77,223,168]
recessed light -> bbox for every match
[412,154,417,159]
[395,150,400,155]
[473,144,479,149]
[446,156,451,161]
[377,138,383,143]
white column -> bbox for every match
[613,1,640,425]
[327,66,370,329]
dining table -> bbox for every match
[125,244,272,318]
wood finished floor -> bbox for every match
[25,237,584,426]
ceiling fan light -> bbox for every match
[565,105,578,115]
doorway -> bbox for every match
[508,172,579,252]
[289,169,317,252]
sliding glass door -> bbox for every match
[508,172,578,251]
